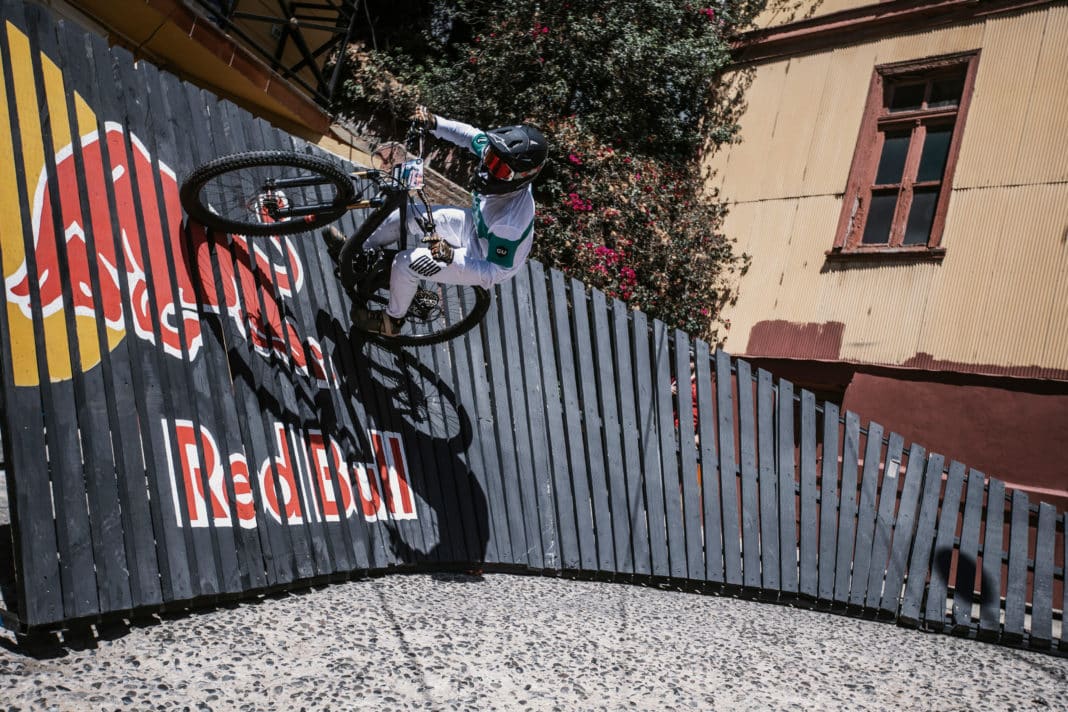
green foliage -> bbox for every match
[334,0,765,342]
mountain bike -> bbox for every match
[179,125,491,347]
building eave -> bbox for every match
[731,0,1060,65]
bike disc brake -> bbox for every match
[407,287,442,322]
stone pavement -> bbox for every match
[1,573,1065,711]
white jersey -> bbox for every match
[431,117,536,282]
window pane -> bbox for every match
[917,126,953,182]
[903,188,940,245]
[874,131,910,185]
[862,192,898,244]
[929,76,964,108]
[889,82,925,112]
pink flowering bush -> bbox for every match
[534,117,748,339]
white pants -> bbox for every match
[363,205,490,320]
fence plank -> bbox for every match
[450,286,507,566]
[112,45,199,602]
[51,16,139,613]
[864,433,905,610]
[166,68,254,594]
[184,95,291,586]
[675,331,703,581]
[213,100,312,579]
[496,277,545,570]
[358,346,427,568]
[952,468,985,633]
[695,341,722,584]
[1061,513,1067,652]
[798,390,819,598]
[756,369,779,591]
[736,360,760,589]
[817,402,841,602]
[178,81,274,592]
[897,454,948,627]
[849,422,883,608]
[21,4,103,618]
[549,270,594,570]
[238,116,328,577]
[777,378,798,595]
[262,121,352,573]
[0,4,64,624]
[614,301,651,576]
[514,266,559,568]
[635,315,669,578]
[147,56,238,595]
[715,350,742,586]
[880,444,927,615]
[428,333,487,566]
[281,142,382,574]
[1055,512,1063,657]
[1003,489,1029,643]
[833,412,862,604]
[482,276,529,567]
[653,322,685,579]
[592,290,630,575]
[977,478,1006,640]
[1029,502,1056,648]
[925,460,964,631]
[529,262,570,568]
[575,284,614,572]
[290,136,399,576]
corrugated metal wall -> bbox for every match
[710,4,1068,375]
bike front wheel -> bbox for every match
[180,151,356,236]
[352,269,491,347]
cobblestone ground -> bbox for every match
[1,573,1066,711]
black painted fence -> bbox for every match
[0,0,1064,655]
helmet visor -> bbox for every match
[483,147,515,181]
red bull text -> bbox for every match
[163,420,417,527]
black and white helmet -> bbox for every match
[473,124,547,195]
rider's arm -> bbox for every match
[430,116,488,157]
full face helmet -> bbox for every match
[473,124,547,195]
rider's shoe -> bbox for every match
[321,226,347,262]
[356,308,405,336]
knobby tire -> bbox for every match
[180,151,355,237]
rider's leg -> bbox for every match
[367,205,472,319]
[386,243,492,319]
[362,205,441,250]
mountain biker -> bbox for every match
[324,107,547,336]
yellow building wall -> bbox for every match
[754,0,876,29]
[709,4,1068,376]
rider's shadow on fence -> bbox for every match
[930,547,996,632]
[320,309,489,570]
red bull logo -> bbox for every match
[5,124,202,362]
[163,419,417,527]
[2,121,336,387]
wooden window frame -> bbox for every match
[828,51,980,262]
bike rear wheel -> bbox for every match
[351,268,491,347]
[180,151,356,236]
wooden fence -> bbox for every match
[0,0,1064,655]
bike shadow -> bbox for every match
[319,309,490,571]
